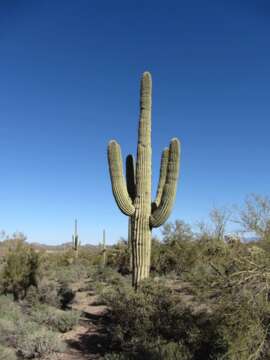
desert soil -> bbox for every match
[55,288,109,360]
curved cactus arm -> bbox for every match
[152,148,169,211]
[108,140,135,216]
[126,154,136,201]
[150,138,180,228]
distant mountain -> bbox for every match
[29,242,101,251]
[0,239,101,253]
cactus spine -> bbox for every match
[72,219,79,258]
[108,72,180,287]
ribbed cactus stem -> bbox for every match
[126,155,135,271]
[108,72,180,288]
[128,217,132,271]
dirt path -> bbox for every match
[57,290,109,360]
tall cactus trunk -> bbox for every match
[131,215,151,285]
[132,74,152,285]
[108,72,180,288]
[128,217,132,271]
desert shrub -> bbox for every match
[31,304,80,332]
[0,295,21,321]
[101,232,270,359]
[101,281,223,359]
[0,318,17,346]
[103,354,126,360]
[24,277,75,309]
[90,266,128,299]
[37,278,60,307]
[54,263,88,285]
[175,228,270,359]
[150,221,199,276]
[15,321,65,358]
[0,345,17,360]
[24,285,40,306]
[0,296,24,349]
[105,342,193,360]
[41,250,74,268]
[77,247,101,266]
[1,242,40,301]
[92,266,126,286]
[58,285,75,309]
[106,240,131,275]
[151,237,198,276]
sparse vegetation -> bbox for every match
[1,195,270,359]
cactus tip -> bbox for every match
[143,71,151,78]
[170,137,181,146]
[108,140,118,148]
[141,71,152,87]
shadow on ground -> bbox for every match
[64,302,111,359]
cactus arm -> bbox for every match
[152,148,169,211]
[126,154,136,201]
[150,138,180,228]
[108,140,135,216]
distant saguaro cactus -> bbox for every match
[72,219,79,258]
[102,229,107,267]
[108,72,180,287]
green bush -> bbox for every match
[58,285,75,309]
[0,295,21,321]
[15,321,65,358]
[102,281,223,359]
[0,345,17,360]
[54,263,88,285]
[0,318,17,345]
[31,304,80,332]
[23,285,40,306]
[23,278,75,310]
[36,278,60,307]
[106,240,131,275]
[1,242,40,301]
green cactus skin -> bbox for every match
[72,219,79,258]
[108,72,180,287]
[126,155,135,271]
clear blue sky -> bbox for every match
[0,0,270,245]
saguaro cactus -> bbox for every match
[108,72,180,287]
[102,229,107,267]
[72,219,80,258]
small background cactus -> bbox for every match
[72,219,79,258]
[102,229,107,267]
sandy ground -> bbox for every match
[54,290,109,360]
